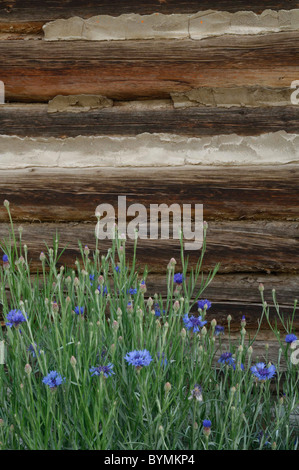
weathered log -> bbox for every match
[0,167,298,222]
[0,221,298,274]
[1,104,299,137]
[1,1,298,23]
[0,34,298,102]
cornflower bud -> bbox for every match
[24,364,32,375]
[70,356,77,367]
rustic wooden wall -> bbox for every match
[0,1,298,333]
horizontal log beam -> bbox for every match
[0,221,298,274]
[1,1,298,23]
[0,166,298,222]
[0,34,298,102]
[1,104,299,137]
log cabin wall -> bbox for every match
[0,1,299,334]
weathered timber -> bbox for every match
[0,167,298,222]
[0,34,298,102]
[1,104,299,137]
[0,1,298,23]
[0,221,298,274]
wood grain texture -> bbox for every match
[1,1,298,22]
[1,104,299,137]
[0,34,298,102]
[0,221,298,274]
[0,167,298,222]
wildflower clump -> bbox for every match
[0,205,297,450]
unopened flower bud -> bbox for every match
[201,326,207,336]
[140,281,147,293]
[70,356,77,367]
[167,258,177,269]
[117,308,122,318]
[24,364,32,375]
[164,382,172,393]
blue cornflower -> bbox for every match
[173,273,184,284]
[154,303,165,317]
[6,309,27,328]
[285,333,297,344]
[97,285,108,295]
[218,352,235,366]
[233,362,245,371]
[27,343,41,357]
[2,254,8,263]
[90,363,115,378]
[251,362,276,381]
[188,384,203,402]
[214,325,225,336]
[42,371,65,389]
[125,349,152,369]
[183,313,207,333]
[157,352,168,367]
[197,299,211,310]
[89,274,95,286]
[257,430,271,447]
[115,266,120,273]
[74,306,84,315]
[203,419,211,429]
[128,288,137,295]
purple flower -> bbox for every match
[173,273,184,284]
[285,334,297,344]
[89,274,95,286]
[42,371,65,389]
[218,352,235,366]
[128,288,137,295]
[6,309,27,328]
[203,419,211,429]
[157,352,168,367]
[90,363,114,378]
[214,325,225,336]
[2,254,8,263]
[197,299,211,310]
[74,306,84,315]
[188,384,203,402]
[251,362,276,381]
[125,349,152,369]
[27,343,41,357]
[154,303,165,317]
[97,285,108,295]
[183,313,207,333]
[115,266,120,273]
[233,362,245,371]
